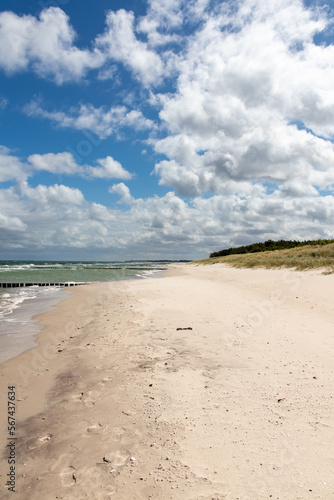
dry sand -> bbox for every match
[0,264,334,500]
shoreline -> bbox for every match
[0,287,74,366]
[1,264,334,499]
[0,265,166,367]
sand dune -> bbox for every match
[0,264,334,499]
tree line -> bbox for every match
[210,239,334,258]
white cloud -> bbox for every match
[95,9,164,86]
[145,0,184,29]
[0,10,36,73]
[0,210,26,231]
[29,151,134,180]
[0,6,168,86]
[154,159,200,197]
[149,0,334,199]
[137,0,212,44]
[24,100,155,139]
[20,181,84,206]
[0,8,103,83]
[0,178,333,259]
[132,191,189,233]
[97,64,118,81]
[1,0,334,258]
[137,0,184,47]
[87,157,133,180]
[0,146,28,182]
[0,2,210,87]
[28,152,80,175]
[137,17,180,48]
[185,0,211,21]
[90,202,116,222]
[109,183,134,204]
[0,148,133,182]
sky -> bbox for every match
[0,0,334,261]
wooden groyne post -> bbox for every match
[0,283,86,288]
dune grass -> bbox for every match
[192,243,334,273]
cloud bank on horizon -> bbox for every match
[0,0,333,260]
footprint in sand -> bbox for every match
[86,423,103,435]
[60,465,77,486]
[103,450,129,467]
[72,391,96,406]
[202,370,216,379]
[63,466,117,496]
[83,396,95,407]
[83,390,98,407]
[26,433,53,450]
[72,392,84,402]
[39,433,53,443]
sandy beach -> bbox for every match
[0,264,333,499]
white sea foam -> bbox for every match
[0,264,34,271]
[0,260,168,364]
[0,261,167,317]
[0,286,62,319]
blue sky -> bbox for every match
[0,0,333,260]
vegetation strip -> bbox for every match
[193,242,334,273]
[210,239,334,258]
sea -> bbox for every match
[0,260,168,364]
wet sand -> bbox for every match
[0,264,334,499]
[0,288,72,365]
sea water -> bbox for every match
[0,260,167,364]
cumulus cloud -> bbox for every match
[150,0,334,200]
[0,212,26,231]
[87,157,133,180]
[28,152,80,175]
[0,8,103,83]
[145,0,184,29]
[90,202,116,222]
[137,0,184,47]
[0,146,28,182]
[0,6,169,86]
[109,183,134,204]
[24,100,155,139]
[0,148,133,182]
[0,177,333,258]
[20,181,85,206]
[1,0,334,258]
[137,0,212,47]
[95,9,164,86]
[154,121,334,196]
[0,3,213,87]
